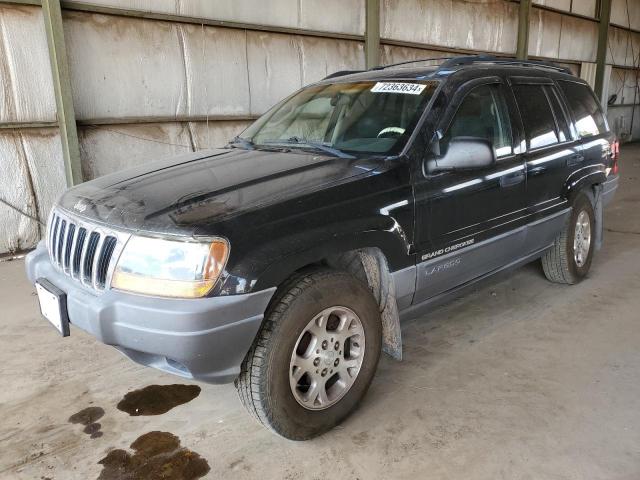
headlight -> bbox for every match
[111,236,229,298]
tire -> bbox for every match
[235,268,382,440]
[541,192,595,284]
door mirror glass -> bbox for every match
[426,137,496,173]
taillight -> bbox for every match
[610,139,619,175]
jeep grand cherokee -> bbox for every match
[26,55,619,440]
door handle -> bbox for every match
[567,154,584,166]
[500,170,525,187]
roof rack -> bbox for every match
[322,54,573,81]
[369,56,454,70]
[437,55,573,74]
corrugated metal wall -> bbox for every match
[1,0,640,254]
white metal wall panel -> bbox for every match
[0,130,65,253]
[180,24,250,116]
[64,12,363,121]
[298,36,364,86]
[65,0,177,14]
[608,68,637,106]
[64,0,365,35]
[190,120,252,150]
[178,0,300,31]
[381,0,518,54]
[79,120,253,179]
[246,33,363,115]
[608,26,634,66]
[64,12,186,120]
[528,9,562,59]
[184,0,365,35]
[571,0,596,18]
[532,0,571,11]
[298,0,365,35]
[78,123,192,179]
[380,44,445,67]
[0,5,56,123]
[611,0,640,31]
[246,32,302,115]
[558,16,597,62]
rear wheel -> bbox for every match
[541,193,595,284]
[235,268,382,440]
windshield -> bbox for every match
[239,80,439,156]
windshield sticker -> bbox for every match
[371,82,427,95]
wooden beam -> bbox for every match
[365,0,380,69]
[0,121,58,130]
[516,0,531,60]
[594,0,612,101]
[0,0,41,5]
[41,0,82,186]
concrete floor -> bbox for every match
[1,146,639,480]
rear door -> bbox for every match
[510,76,579,222]
[412,77,527,304]
[556,79,613,168]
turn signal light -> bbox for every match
[610,140,619,175]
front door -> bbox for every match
[413,77,527,304]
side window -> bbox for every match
[558,81,609,138]
[545,86,572,142]
[444,84,513,158]
[513,84,559,150]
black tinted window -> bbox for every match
[546,86,572,142]
[558,81,608,138]
[445,84,513,158]
[513,85,559,149]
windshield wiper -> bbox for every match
[228,136,255,150]
[263,137,355,159]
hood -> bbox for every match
[59,148,379,235]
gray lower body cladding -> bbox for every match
[602,175,619,206]
[25,242,276,384]
[394,207,572,321]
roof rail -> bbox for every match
[437,55,573,74]
[322,70,364,80]
[369,56,454,70]
[322,55,573,81]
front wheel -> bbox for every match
[541,192,595,284]
[235,269,382,440]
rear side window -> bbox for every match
[546,86,572,142]
[513,85,559,150]
[558,81,608,138]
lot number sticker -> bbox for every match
[371,82,427,95]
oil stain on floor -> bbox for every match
[97,431,210,480]
[68,406,105,439]
[116,384,201,416]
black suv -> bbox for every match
[26,56,619,440]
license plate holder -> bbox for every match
[35,278,70,337]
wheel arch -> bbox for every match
[257,238,408,361]
[564,171,606,251]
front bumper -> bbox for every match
[25,241,275,384]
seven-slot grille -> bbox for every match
[47,209,125,291]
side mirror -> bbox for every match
[425,137,495,174]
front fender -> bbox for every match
[253,227,412,291]
[215,209,413,296]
